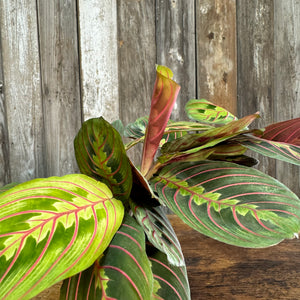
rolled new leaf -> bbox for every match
[148,246,190,300]
[141,65,180,176]
[74,117,133,202]
[0,174,124,300]
[185,99,237,125]
[150,160,300,248]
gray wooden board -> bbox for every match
[274,0,300,195]
[117,0,156,165]
[37,0,81,176]
[0,29,10,185]
[156,0,196,121]
[236,0,277,178]
[196,0,237,115]
[0,0,45,182]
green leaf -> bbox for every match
[125,116,148,139]
[74,116,133,202]
[148,246,190,300]
[161,113,259,155]
[111,119,125,137]
[236,135,300,166]
[141,65,180,176]
[150,160,300,248]
[130,202,185,267]
[0,174,124,300]
[185,99,237,125]
[61,214,153,300]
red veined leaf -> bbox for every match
[185,99,237,125]
[236,134,300,166]
[257,118,300,145]
[125,116,148,139]
[161,113,259,155]
[141,65,180,176]
[150,160,300,248]
[99,214,153,299]
[148,245,190,300]
[74,117,133,202]
[130,202,185,267]
[0,174,124,300]
[60,263,99,300]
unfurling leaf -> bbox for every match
[141,65,180,176]
[74,117,133,201]
[185,99,237,125]
[0,174,124,300]
[150,160,300,248]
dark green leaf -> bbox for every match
[150,160,300,248]
[74,117,133,201]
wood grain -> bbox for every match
[0,0,45,182]
[196,0,237,115]
[37,0,81,176]
[77,0,119,122]
[236,0,276,178]
[117,0,156,164]
[169,214,300,300]
[156,0,196,120]
[273,0,300,195]
[0,36,10,185]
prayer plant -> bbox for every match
[0,65,300,300]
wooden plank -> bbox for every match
[0,42,10,185]
[77,0,119,122]
[37,0,81,176]
[117,0,156,164]
[169,215,300,300]
[0,0,44,182]
[236,0,276,177]
[274,0,300,195]
[156,0,196,120]
[196,0,237,115]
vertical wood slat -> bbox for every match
[196,0,237,115]
[0,37,10,185]
[274,0,300,195]
[77,0,119,122]
[37,0,81,177]
[0,0,44,182]
[156,0,196,120]
[117,0,156,164]
[236,0,276,177]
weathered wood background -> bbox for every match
[0,1,299,299]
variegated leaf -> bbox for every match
[61,215,153,300]
[185,99,237,125]
[74,117,133,202]
[161,114,259,155]
[150,160,300,248]
[0,174,124,300]
[130,202,185,267]
[236,135,300,166]
[148,246,190,300]
[111,119,125,137]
